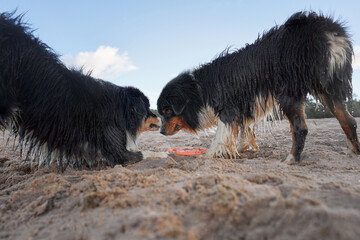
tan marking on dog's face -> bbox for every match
[137,116,160,135]
[162,109,173,115]
[162,116,195,135]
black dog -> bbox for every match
[0,12,160,169]
[157,11,360,164]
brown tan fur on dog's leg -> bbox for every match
[239,124,259,153]
[321,97,360,154]
[281,100,308,165]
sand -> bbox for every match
[1,118,360,240]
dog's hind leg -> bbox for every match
[206,120,239,159]
[320,96,360,154]
[280,98,308,164]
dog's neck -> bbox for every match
[188,70,205,105]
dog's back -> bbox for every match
[274,12,353,102]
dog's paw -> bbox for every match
[122,152,143,166]
[347,139,360,156]
[281,154,296,165]
[205,147,238,159]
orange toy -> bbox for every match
[167,147,207,156]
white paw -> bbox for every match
[205,146,238,159]
[347,139,360,156]
[282,154,296,165]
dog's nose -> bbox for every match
[160,127,166,135]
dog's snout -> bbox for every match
[160,126,167,135]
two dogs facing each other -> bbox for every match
[1,11,359,169]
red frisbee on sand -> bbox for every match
[167,147,207,156]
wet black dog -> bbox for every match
[0,12,160,169]
[157,11,360,164]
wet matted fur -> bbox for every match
[157,11,360,163]
[0,12,160,169]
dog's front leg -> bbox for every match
[205,120,238,159]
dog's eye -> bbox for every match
[163,109,172,115]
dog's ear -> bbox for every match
[170,99,188,115]
[131,99,147,116]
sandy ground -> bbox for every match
[1,118,360,240]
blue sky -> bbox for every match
[1,0,360,108]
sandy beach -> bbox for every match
[1,117,360,240]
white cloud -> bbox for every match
[62,46,137,79]
[353,45,360,70]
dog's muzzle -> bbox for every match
[160,125,167,135]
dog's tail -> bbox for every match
[324,22,353,101]
[325,31,353,80]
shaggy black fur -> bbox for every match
[0,12,158,169]
[158,11,360,162]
